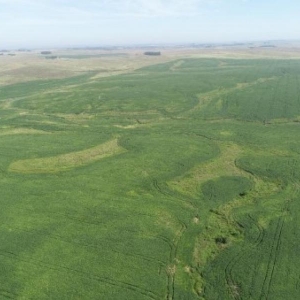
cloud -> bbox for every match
[92,0,215,17]
[0,0,222,20]
[0,0,249,27]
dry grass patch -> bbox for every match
[55,113,95,123]
[170,60,185,71]
[156,211,181,233]
[0,128,49,136]
[169,142,245,197]
[9,138,126,174]
[190,77,277,114]
[114,124,140,129]
[0,50,185,86]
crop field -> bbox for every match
[1,54,300,299]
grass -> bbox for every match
[0,127,49,136]
[168,142,245,196]
[1,56,300,299]
[8,138,126,173]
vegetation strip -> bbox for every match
[8,138,126,173]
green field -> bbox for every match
[1,57,300,299]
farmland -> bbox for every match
[1,51,300,299]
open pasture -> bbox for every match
[1,54,300,299]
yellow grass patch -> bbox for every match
[190,77,277,113]
[193,217,199,224]
[9,138,126,174]
[114,124,140,129]
[169,142,245,197]
[170,60,185,71]
[156,211,180,232]
[55,113,95,123]
[166,264,176,276]
[0,128,48,136]
[220,130,233,136]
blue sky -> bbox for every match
[0,0,299,48]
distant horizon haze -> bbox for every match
[2,39,300,52]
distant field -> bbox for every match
[2,46,300,86]
[1,54,300,299]
[57,53,128,59]
[0,50,172,86]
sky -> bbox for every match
[0,0,299,48]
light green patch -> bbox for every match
[9,138,126,174]
[215,98,223,110]
[220,130,232,137]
